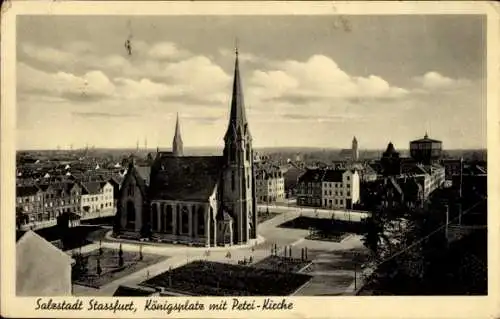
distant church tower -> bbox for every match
[352,136,359,162]
[172,113,183,156]
[221,47,257,244]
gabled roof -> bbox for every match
[16,185,41,197]
[322,169,345,182]
[80,181,107,195]
[16,231,73,296]
[383,142,399,156]
[119,164,148,199]
[388,177,403,195]
[297,169,325,183]
[136,166,151,184]
[411,133,442,144]
[150,156,223,201]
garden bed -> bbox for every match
[252,255,312,273]
[72,247,167,288]
[140,260,312,296]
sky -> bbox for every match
[16,15,486,150]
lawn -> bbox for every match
[252,255,312,273]
[305,230,351,242]
[278,216,367,235]
[140,260,313,296]
[72,247,167,288]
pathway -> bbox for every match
[73,206,369,296]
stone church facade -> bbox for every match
[114,50,258,247]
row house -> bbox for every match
[80,181,115,219]
[16,185,44,227]
[297,168,361,209]
[255,165,285,204]
[16,182,82,230]
[321,169,361,210]
[296,169,326,207]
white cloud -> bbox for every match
[21,43,76,67]
[18,63,115,100]
[249,55,409,103]
[414,71,471,90]
[146,42,191,60]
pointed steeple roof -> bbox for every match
[172,113,183,156]
[224,46,251,141]
[174,113,182,143]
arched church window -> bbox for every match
[126,201,135,229]
[181,206,189,234]
[151,204,159,231]
[246,145,250,162]
[166,205,173,233]
[197,207,205,236]
[229,144,236,162]
[231,171,235,191]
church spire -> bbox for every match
[172,113,183,156]
[224,44,251,142]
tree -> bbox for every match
[16,207,25,231]
[118,244,124,267]
[113,206,122,236]
[96,257,102,276]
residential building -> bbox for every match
[255,164,285,204]
[16,185,44,229]
[80,181,115,219]
[321,169,361,209]
[296,169,325,207]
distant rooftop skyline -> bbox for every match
[17,15,486,150]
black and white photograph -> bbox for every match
[2,2,499,318]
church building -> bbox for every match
[114,49,258,247]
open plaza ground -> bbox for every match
[72,206,371,296]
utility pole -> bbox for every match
[459,157,463,199]
[445,204,449,242]
[458,203,462,225]
[354,262,357,290]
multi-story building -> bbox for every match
[296,169,325,207]
[321,169,361,209]
[255,165,285,204]
[16,185,44,229]
[410,133,443,165]
[80,181,115,219]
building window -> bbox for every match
[181,206,189,234]
[126,201,136,229]
[231,171,235,191]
